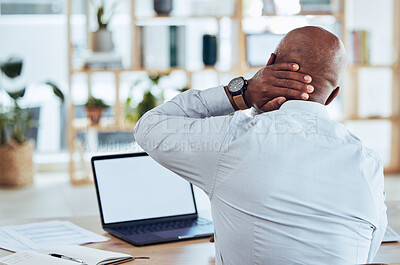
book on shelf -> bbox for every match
[300,0,339,13]
[83,53,123,70]
[139,25,186,70]
[348,30,370,65]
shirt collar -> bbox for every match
[279,100,330,119]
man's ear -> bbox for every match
[325,87,340,105]
[266,53,276,66]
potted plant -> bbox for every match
[90,0,124,52]
[84,96,109,124]
[0,57,64,187]
[124,73,167,124]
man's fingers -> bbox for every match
[271,62,299,71]
[273,70,312,83]
[259,97,286,112]
[273,78,314,93]
[268,87,310,100]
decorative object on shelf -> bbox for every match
[202,34,217,66]
[139,25,186,70]
[154,0,173,15]
[348,29,370,65]
[84,96,109,124]
[0,57,64,187]
[90,0,124,52]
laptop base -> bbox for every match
[106,217,214,246]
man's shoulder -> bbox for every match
[337,124,383,164]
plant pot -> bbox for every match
[91,29,114,53]
[0,140,34,187]
[86,108,104,124]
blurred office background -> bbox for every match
[0,0,399,218]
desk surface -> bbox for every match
[1,201,400,264]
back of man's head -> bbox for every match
[274,26,347,105]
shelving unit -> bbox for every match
[342,0,400,173]
[65,0,400,184]
[65,0,246,184]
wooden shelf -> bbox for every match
[135,14,235,21]
[71,66,231,75]
[347,64,397,69]
[261,12,344,19]
[343,116,400,122]
[71,178,93,186]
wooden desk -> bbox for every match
[0,216,215,265]
[1,201,400,264]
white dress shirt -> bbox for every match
[134,86,387,265]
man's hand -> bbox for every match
[244,53,314,112]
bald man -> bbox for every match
[134,26,387,264]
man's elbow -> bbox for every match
[133,113,148,146]
[133,111,162,148]
[133,118,143,144]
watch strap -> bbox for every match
[233,94,248,110]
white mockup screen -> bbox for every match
[94,155,197,224]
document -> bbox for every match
[0,220,109,252]
[0,245,134,265]
[0,252,76,265]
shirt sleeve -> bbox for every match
[366,160,388,263]
[133,86,235,197]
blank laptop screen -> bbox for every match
[93,155,197,224]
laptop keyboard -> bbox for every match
[115,217,212,235]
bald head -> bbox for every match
[274,26,347,105]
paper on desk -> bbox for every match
[0,220,109,252]
[0,251,77,265]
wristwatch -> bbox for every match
[227,77,248,110]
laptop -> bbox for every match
[91,152,214,246]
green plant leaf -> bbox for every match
[7,87,26,101]
[45,81,65,102]
[137,90,157,118]
[85,96,109,109]
[0,57,23,78]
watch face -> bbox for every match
[228,77,245,93]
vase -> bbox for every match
[91,29,114,53]
[154,0,173,15]
[202,34,217,66]
[0,140,34,187]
